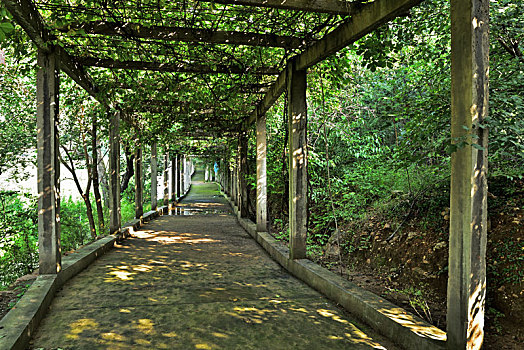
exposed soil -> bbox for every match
[0,272,37,321]
[314,177,523,349]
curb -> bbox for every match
[223,192,446,350]
[0,206,165,350]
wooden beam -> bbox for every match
[56,46,101,101]
[76,57,280,75]
[113,82,270,93]
[139,105,234,119]
[1,0,48,46]
[295,0,421,69]
[247,0,421,124]
[198,0,360,15]
[256,69,288,118]
[1,0,102,102]
[63,21,306,48]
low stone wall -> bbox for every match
[0,206,167,350]
[223,193,446,350]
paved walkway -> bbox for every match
[31,171,397,349]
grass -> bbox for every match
[0,187,156,289]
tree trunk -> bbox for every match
[91,116,105,235]
[81,130,97,239]
[82,192,97,239]
[120,145,135,193]
[97,143,110,208]
[59,146,97,239]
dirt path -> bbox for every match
[30,170,398,349]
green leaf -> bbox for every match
[472,143,485,151]
[0,21,14,33]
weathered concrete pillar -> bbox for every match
[232,165,237,206]
[179,154,185,195]
[163,151,169,206]
[135,146,143,219]
[176,154,182,198]
[228,163,232,197]
[171,154,177,202]
[184,157,189,192]
[186,157,192,190]
[151,143,158,210]
[37,47,61,274]
[226,163,231,196]
[256,112,268,232]
[109,110,121,235]
[287,59,308,260]
[447,0,489,349]
[231,166,235,201]
[223,162,229,195]
[239,134,249,218]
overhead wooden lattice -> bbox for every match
[3,0,421,138]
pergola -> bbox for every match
[2,0,489,348]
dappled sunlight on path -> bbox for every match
[30,171,398,349]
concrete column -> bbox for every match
[135,147,143,219]
[231,166,238,208]
[179,155,185,195]
[228,164,232,196]
[187,158,190,190]
[226,163,230,195]
[37,47,61,274]
[239,134,248,218]
[163,151,169,206]
[447,0,489,349]
[151,143,158,210]
[256,112,268,232]
[235,164,239,207]
[109,110,121,235]
[223,162,228,195]
[171,155,177,202]
[287,59,308,260]
[176,154,182,198]
[188,158,191,189]
[230,167,234,200]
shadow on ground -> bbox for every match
[30,171,398,349]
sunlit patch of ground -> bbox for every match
[30,171,399,349]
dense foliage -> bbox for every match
[262,0,523,249]
[0,0,522,328]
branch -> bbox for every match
[497,37,524,63]
[59,145,85,197]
